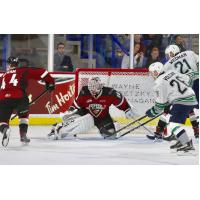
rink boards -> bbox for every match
[9,114,193,126]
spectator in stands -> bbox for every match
[143,34,163,57]
[145,47,162,68]
[54,42,74,72]
[174,35,186,52]
[121,43,144,68]
[134,34,145,53]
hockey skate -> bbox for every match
[146,132,162,141]
[146,126,166,141]
[47,129,59,140]
[1,126,11,147]
[170,141,183,149]
[163,133,176,141]
[177,140,195,152]
[20,135,30,144]
[47,123,61,140]
[47,129,56,138]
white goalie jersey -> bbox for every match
[164,51,199,80]
[153,70,198,113]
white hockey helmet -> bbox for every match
[165,44,180,59]
[88,77,103,96]
[149,62,164,79]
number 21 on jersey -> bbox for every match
[1,74,18,89]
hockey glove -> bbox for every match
[125,107,139,119]
[46,83,55,91]
[146,108,157,118]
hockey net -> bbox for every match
[75,68,157,133]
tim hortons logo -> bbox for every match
[88,104,105,117]
[45,84,75,114]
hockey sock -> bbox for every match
[19,118,29,138]
[156,115,168,135]
[19,124,28,138]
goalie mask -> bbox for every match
[88,77,103,96]
[149,62,164,79]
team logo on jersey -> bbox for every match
[88,103,105,117]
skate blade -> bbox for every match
[21,142,30,146]
[177,150,197,156]
[153,138,163,143]
[146,135,156,140]
[170,149,178,154]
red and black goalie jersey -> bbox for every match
[72,86,131,119]
[0,67,54,100]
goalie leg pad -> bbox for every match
[59,114,94,138]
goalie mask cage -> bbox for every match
[75,68,157,126]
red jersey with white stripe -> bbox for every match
[0,67,54,99]
[72,86,131,119]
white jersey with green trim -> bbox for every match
[164,51,199,83]
[153,70,197,111]
[164,50,199,74]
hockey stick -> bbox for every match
[104,115,148,139]
[132,116,154,135]
[115,115,147,134]
[10,89,49,121]
[117,113,163,139]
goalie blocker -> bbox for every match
[48,76,139,139]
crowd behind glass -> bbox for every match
[0,34,197,72]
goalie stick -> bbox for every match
[104,115,148,139]
[132,116,155,136]
[2,89,50,147]
[116,115,148,134]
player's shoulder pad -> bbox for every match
[103,86,123,99]
[79,86,90,96]
[102,86,114,95]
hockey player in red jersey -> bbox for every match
[0,56,55,145]
[48,76,138,139]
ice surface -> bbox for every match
[0,126,198,165]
